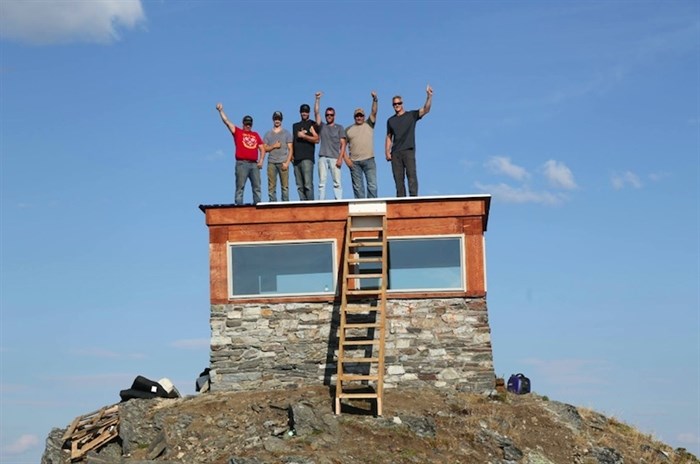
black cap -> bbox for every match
[272,111,283,120]
[299,104,311,113]
[242,115,253,124]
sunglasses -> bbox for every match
[325,113,335,117]
[354,114,365,118]
[392,101,403,106]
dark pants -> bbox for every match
[390,149,418,197]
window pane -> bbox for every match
[388,238,462,290]
[231,242,334,296]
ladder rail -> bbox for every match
[335,212,388,416]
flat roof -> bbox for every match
[199,194,491,230]
[199,193,491,211]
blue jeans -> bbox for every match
[318,156,342,200]
[235,160,261,205]
[267,162,289,202]
[293,159,314,201]
[349,158,377,199]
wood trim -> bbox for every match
[213,290,486,305]
[204,197,490,304]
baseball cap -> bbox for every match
[354,108,365,117]
[242,115,253,124]
[272,111,283,120]
[299,104,311,113]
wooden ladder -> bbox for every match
[335,210,388,415]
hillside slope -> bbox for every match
[42,386,699,464]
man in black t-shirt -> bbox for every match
[292,103,319,200]
[385,84,433,197]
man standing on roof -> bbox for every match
[314,91,348,200]
[263,111,293,202]
[292,103,319,201]
[345,91,379,199]
[216,103,264,205]
[385,84,433,197]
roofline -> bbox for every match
[198,194,492,230]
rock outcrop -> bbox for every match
[42,387,699,464]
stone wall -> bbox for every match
[209,297,494,393]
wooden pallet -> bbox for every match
[62,405,119,460]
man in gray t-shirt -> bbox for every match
[314,92,348,200]
[263,111,293,202]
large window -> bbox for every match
[355,236,464,292]
[228,240,336,297]
[387,236,464,291]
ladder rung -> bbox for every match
[349,241,383,247]
[337,392,379,399]
[347,257,383,264]
[340,374,379,381]
[342,340,380,346]
[340,358,380,363]
[347,289,382,296]
[347,273,383,279]
[349,226,383,232]
[344,322,382,329]
[343,306,382,313]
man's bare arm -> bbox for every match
[314,92,322,123]
[418,84,433,118]
[369,91,378,124]
[216,103,236,134]
[308,124,320,144]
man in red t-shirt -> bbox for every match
[216,103,265,205]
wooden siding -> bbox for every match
[202,196,490,304]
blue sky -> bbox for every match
[0,0,698,462]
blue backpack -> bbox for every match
[507,373,531,394]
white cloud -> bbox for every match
[522,357,612,387]
[648,171,671,182]
[170,338,209,350]
[3,434,39,455]
[611,171,643,190]
[475,182,567,206]
[0,0,145,45]
[0,382,29,394]
[677,432,700,445]
[542,160,578,190]
[47,372,136,387]
[68,347,145,359]
[206,149,226,161]
[485,156,530,181]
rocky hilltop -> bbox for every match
[42,386,698,464]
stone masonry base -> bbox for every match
[209,298,495,393]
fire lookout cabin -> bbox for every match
[199,194,495,415]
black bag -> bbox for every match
[507,373,531,394]
[119,375,169,402]
[195,368,211,393]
